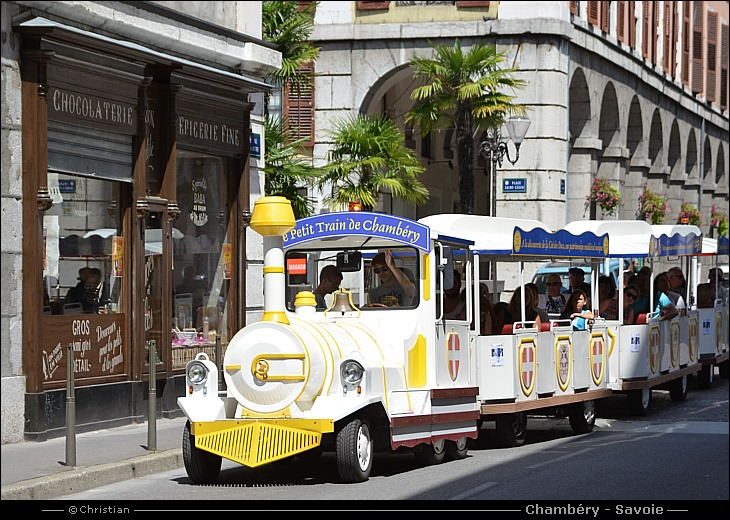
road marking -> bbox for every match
[527,447,594,469]
[595,420,728,435]
[449,481,499,500]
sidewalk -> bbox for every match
[1,416,188,500]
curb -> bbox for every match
[1,448,184,500]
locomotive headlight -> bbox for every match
[187,360,209,385]
[340,359,365,386]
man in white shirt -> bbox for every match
[539,274,566,317]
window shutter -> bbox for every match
[721,23,728,110]
[681,2,691,85]
[663,2,671,72]
[456,1,490,6]
[629,1,636,48]
[642,2,650,59]
[570,1,578,16]
[652,1,659,64]
[662,2,677,76]
[600,1,610,33]
[297,1,315,12]
[706,11,717,103]
[617,1,626,43]
[588,1,599,25]
[284,62,315,146]
[692,2,704,94]
[356,1,390,10]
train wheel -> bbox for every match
[697,364,714,389]
[182,420,221,484]
[628,388,652,416]
[494,412,527,448]
[335,418,373,483]
[414,439,447,465]
[568,400,596,434]
[720,360,729,379]
[446,437,469,460]
[669,374,688,401]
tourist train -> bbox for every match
[178,196,729,483]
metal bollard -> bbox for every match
[147,340,157,451]
[65,341,76,466]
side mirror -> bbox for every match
[336,251,362,272]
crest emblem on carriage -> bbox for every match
[688,317,698,361]
[518,340,536,396]
[670,322,680,367]
[649,326,661,374]
[446,333,460,381]
[556,338,571,391]
[590,334,605,386]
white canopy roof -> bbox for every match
[564,220,653,257]
[417,214,550,254]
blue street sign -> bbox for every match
[503,178,527,193]
[250,133,261,158]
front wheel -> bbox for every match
[719,360,729,379]
[628,388,652,416]
[335,418,373,483]
[568,400,596,434]
[414,438,446,465]
[182,420,221,484]
[669,374,688,401]
[494,412,527,448]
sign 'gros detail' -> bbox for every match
[49,87,135,127]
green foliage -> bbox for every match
[711,204,729,236]
[263,116,319,219]
[405,39,527,214]
[318,114,428,211]
[638,185,668,225]
[262,1,320,92]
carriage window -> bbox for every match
[284,246,419,310]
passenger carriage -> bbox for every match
[565,221,704,415]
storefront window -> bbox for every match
[172,150,232,369]
[43,172,125,316]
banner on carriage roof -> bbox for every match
[649,233,702,257]
[718,236,729,255]
[511,227,609,258]
[282,212,431,252]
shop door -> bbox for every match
[140,201,171,378]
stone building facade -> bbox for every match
[1,1,278,443]
[304,1,728,233]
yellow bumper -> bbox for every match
[191,419,334,468]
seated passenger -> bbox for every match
[697,283,714,308]
[367,250,415,307]
[598,275,619,320]
[560,289,595,331]
[443,270,466,319]
[313,265,343,309]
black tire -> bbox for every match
[628,388,652,416]
[445,437,469,460]
[568,400,596,434]
[335,418,373,483]
[476,418,484,430]
[698,364,714,389]
[718,360,729,379]
[414,438,447,465]
[494,412,527,448]
[182,420,222,484]
[669,374,688,401]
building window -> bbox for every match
[706,11,718,103]
[284,62,315,146]
[691,1,704,94]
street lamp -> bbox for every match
[478,115,530,302]
[478,115,531,217]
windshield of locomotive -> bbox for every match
[284,246,419,311]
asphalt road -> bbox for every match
[54,373,728,514]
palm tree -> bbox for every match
[263,116,319,219]
[406,39,526,215]
[318,114,429,212]
[261,1,321,216]
[262,1,320,96]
